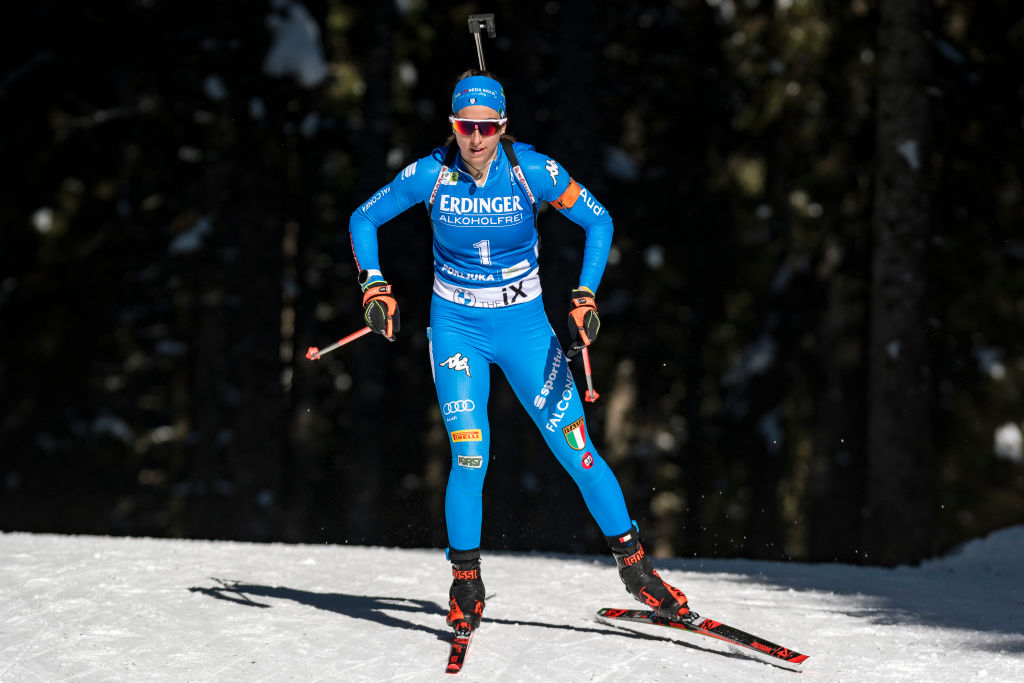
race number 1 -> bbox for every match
[473,239,491,265]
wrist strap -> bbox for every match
[362,283,392,304]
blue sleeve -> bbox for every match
[519,146,614,294]
[349,153,441,287]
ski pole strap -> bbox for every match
[502,139,538,223]
[428,145,460,213]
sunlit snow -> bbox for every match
[1,527,1021,681]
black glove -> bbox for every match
[566,287,599,358]
[362,282,400,341]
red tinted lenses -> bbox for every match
[450,118,504,136]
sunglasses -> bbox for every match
[449,116,507,137]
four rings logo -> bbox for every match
[443,399,476,415]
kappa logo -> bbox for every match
[439,352,472,377]
[451,429,482,443]
[545,159,559,185]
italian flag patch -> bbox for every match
[562,417,586,450]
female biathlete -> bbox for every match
[349,70,691,634]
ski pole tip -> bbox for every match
[305,346,320,361]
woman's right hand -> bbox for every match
[362,282,400,341]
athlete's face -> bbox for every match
[453,105,506,166]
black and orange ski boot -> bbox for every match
[607,528,692,621]
[446,548,485,633]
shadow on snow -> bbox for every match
[187,578,761,664]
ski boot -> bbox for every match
[446,547,485,633]
[607,528,692,621]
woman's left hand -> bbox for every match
[567,287,600,357]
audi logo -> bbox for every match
[443,399,476,415]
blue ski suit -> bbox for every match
[350,140,632,551]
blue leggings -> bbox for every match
[428,294,632,551]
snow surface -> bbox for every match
[1,528,1022,681]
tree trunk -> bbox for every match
[865,0,933,565]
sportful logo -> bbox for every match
[544,372,575,433]
[534,348,564,410]
[545,159,559,185]
[439,352,472,377]
[562,417,586,450]
[401,161,417,180]
[443,399,476,415]
[581,451,594,469]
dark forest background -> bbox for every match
[2,0,1022,566]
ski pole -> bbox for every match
[581,346,599,403]
[467,14,496,70]
[305,327,372,361]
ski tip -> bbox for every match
[790,653,809,664]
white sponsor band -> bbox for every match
[433,268,542,308]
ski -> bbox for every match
[445,626,475,674]
[596,607,808,667]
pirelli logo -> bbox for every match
[451,429,483,443]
